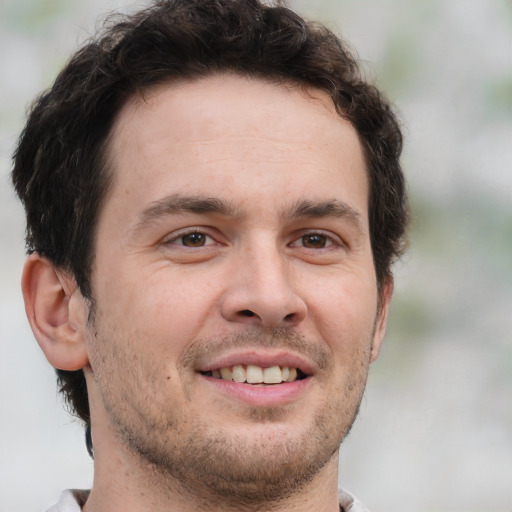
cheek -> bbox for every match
[303,272,378,370]
[306,270,378,329]
[97,264,221,351]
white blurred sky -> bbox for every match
[1,1,511,511]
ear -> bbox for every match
[21,253,90,371]
[370,275,394,362]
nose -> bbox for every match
[220,243,307,328]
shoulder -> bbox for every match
[339,488,371,512]
[45,490,90,512]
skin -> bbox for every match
[22,74,392,512]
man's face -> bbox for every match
[83,74,391,501]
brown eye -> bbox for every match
[300,234,328,248]
[180,232,208,247]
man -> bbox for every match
[12,0,408,510]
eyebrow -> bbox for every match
[288,199,364,232]
[132,194,363,233]
[289,199,361,221]
[132,194,238,232]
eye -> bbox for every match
[167,231,215,247]
[291,233,335,249]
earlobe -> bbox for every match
[370,276,394,362]
[21,253,90,371]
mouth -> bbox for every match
[195,352,314,406]
[200,365,308,385]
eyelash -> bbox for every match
[164,229,217,248]
[164,228,341,250]
[289,231,338,249]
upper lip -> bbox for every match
[195,350,315,376]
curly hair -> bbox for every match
[12,0,408,437]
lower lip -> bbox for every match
[200,375,310,407]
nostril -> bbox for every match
[240,309,256,317]
[284,313,295,321]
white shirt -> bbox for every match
[45,490,82,512]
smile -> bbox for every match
[201,365,307,384]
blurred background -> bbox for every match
[0,0,510,511]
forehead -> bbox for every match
[103,74,368,224]
[113,74,346,142]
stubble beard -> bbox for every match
[90,326,372,508]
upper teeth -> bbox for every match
[211,365,298,384]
